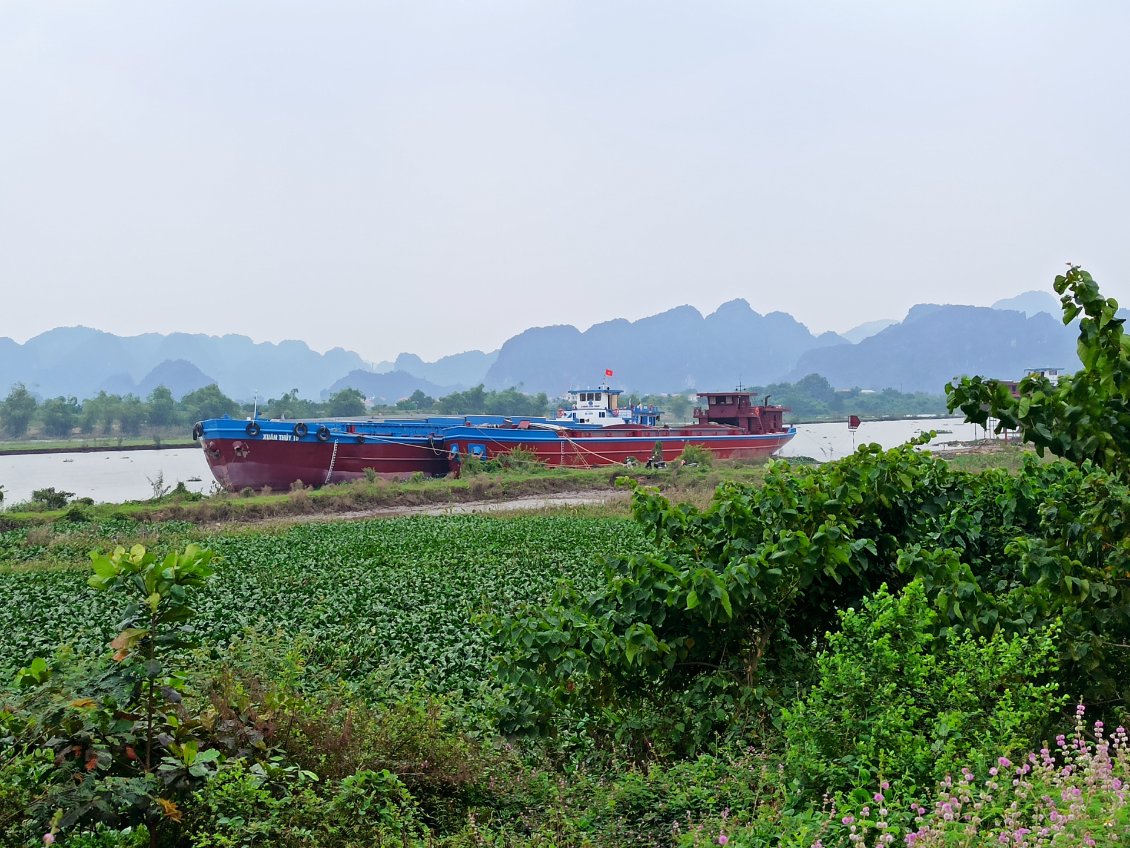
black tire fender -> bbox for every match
[246,421,261,437]
[316,425,331,442]
[192,422,203,441]
[293,422,309,437]
[356,433,366,444]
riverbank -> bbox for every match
[0,440,1037,531]
[0,460,774,530]
[0,436,195,455]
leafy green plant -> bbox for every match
[30,487,76,510]
[11,544,217,846]
[488,445,543,473]
[948,266,1130,476]
[781,581,1064,810]
[492,438,954,753]
[676,443,713,467]
[494,432,1130,756]
[689,705,1130,847]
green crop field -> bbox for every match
[0,514,645,704]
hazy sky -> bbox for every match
[3,1,1128,363]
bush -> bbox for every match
[677,443,713,467]
[689,705,1130,847]
[30,487,74,510]
[182,760,426,848]
[0,748,54,845]
[196,632,506,835]
[489,446,544,473]
[781,581,1065,810]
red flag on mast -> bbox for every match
[604,369,614,377]
[848,415,861,430]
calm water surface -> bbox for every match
[1,448,213,506]
[778,416,988,462]
[0,417,990,507]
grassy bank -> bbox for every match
[0,434,194,454]
[1,443,1040,531]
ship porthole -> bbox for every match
[293,422,309,437]
[246,422,261,437]
[316,425,331,442]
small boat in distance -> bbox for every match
[192,382,796,492]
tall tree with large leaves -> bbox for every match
[947,266,1130,476]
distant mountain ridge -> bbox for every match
[841,318,898,344]
[991,290,1061,317]
[0,327,370,401]
[789,304,1080,392]
[0,291,1101,403]
[484,299,846,394]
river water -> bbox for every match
[778,416,988,462]
[0,448,214,507]
[0,417,991,507]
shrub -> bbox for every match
[677,443,713,467]
[490,446,543,473]
[30,487,74,510]
[781,581,1065,810]
[8,544,217,842]
[0,749,54,845]
[182,760,425,848]
[688,705,1130,847]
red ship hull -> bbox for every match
[444,424,795,469]
[195,388,795,491]
[201,436,449,491]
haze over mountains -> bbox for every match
[0,290,1087,402]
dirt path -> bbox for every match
[265,489,634,526]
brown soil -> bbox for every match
[267,489,633,526]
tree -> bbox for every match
[265,388,316,420]
[326,387,366,417]
[180,384,239,423]
[80,391,119,435]
[39,396,81,437]
[396,389,435,412]
[117,394,147,436]
[146,385,178,429]
[1,383,38,437]
[947,266,1130,476]
[437,385,487,414]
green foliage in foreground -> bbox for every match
[949,265,1130,476]
[781,582,1064,810]
[495,439,1130,763]
[0,470,1127,845]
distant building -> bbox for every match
[1002,367,1065,397]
